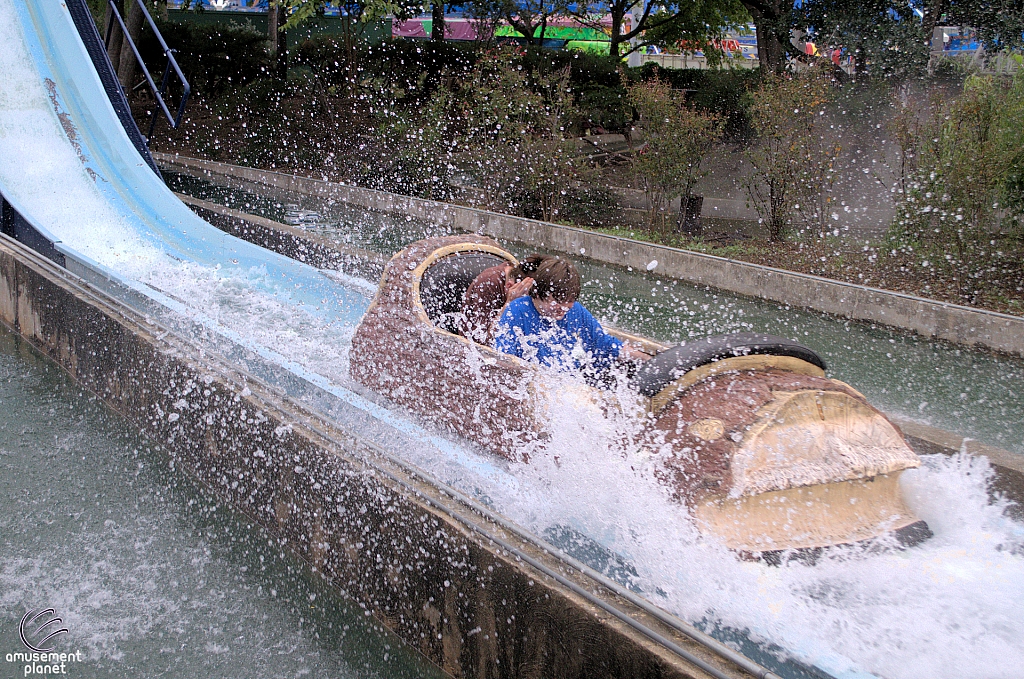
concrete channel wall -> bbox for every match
[155,153,1024,358]
[180,195,389,280]
[0,233,754,679]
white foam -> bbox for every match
[481,386,1024,679]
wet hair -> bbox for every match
[508,254,550,284]
[531,257,581,303]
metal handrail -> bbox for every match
[105,0,191,140]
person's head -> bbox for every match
[507,254,549,284]
[530,257,580,320]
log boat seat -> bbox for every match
[419,250,509,335]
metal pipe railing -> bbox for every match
[104,0,191,140]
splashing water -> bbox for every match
[486,382,1024,679]
[162,169,1024,458]
[2,3,1023,676]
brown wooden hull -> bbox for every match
[350,237,924,553]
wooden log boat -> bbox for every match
[350,235,930,556]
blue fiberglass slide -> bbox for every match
[0,0,519,490]
[0,0,366,325]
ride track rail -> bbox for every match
[64,0,162,175]
[0,223,781,679]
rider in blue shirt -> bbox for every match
[493,256,648,375]
[494,296,623,372]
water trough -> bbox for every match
[154,153,1024,358]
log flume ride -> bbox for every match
[351,236,931,558]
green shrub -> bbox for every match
[227,78,293,167]
[355,84,461,201]
[627,76,723,235]
[521,50,626,132]
[633,64,759,140]
[889,72,1024,302]
[306,38,480,100]
[367,46,594,220]
[547,186,620,226]
[456,48,584,221]
[297,39,630,132]
[745,67,838,242]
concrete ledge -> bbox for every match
[155,153,1024,357]
[1,232,760,679]
[176,194,388,280]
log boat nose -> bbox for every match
[694,389,926,553]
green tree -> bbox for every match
[745,67,836,241]
[277,0,425,32]
[890,72,1024,301]
[627,76,723,235]
[640,1,749,64]
[797,0,929,79]
[792,0,1024,80]
[277,0,424,87]
[739,0,792,73]
[923,0,1024,54]
[468,0,569,46]
[572,0,748,58]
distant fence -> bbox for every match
[638,53,757,70]
[929,49,1022,75]
[165,9,391,45]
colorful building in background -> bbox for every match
[392,15,623,55]
[164,2,763,67]
[391,16,480,41]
